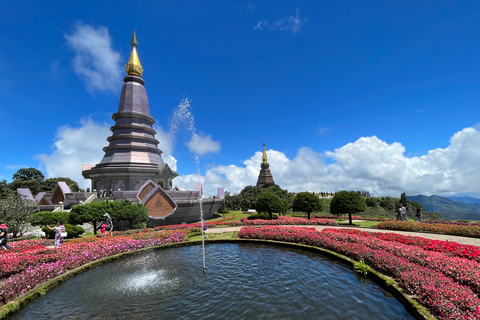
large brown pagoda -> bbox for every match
[82,31,178,192]
[256,142,275,187]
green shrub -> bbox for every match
[218,207,230,214]
[247,213,278,220]
[42,223,85,239]
[186,231,202,239]
[353,260,370,276]
[31,211,70,226]
[69,199,149,233]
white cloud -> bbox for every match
[254,20,268,31]
[153,125,177,172]
[254,9,307,34]
[186,133,221,155]
[65,23,122,93]
[175,126,480,198]
[318,126,329,135]
[35,118,111,190]
[35,119,480,199]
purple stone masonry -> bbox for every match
[256,162,275,187]
[82,44,178,191]
[99,75,164,166]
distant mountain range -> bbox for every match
[409,195,480,213]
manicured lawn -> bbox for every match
[189,232,238,241]
[215,211,250,221]
[337,220,380,228]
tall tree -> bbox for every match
[330,191,367,225]
[400,192,408,207]
[0,193,38,237]
[255,192,284,220]
[379,197,398,211]
[225,184,292,212]
[0,180,13,200]
[9,179,41,196]
[40,177,83,192]
[292,192,323,219]
[12,168,45,182]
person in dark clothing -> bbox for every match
[0,224,12,251]
[395,205,402,221]
[416,207,423,222]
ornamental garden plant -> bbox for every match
[377,220,480,238]
[2,215,480,320]
[238,226,480,320]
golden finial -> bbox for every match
[262,141,268,164]
[125,30,144,77]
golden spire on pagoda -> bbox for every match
[262,141,268,164]
[125,30,144,77]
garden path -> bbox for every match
[206,225,480,247]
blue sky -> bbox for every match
[1,1,480,197]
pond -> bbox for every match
[10,243,415,319]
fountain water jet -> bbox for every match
[168,97,207,273]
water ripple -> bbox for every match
[10,243,415,320]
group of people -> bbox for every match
[0,212,114,252]
[97,189,113,198]
[395,205,423,222]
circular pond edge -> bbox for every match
[0,239,436,320]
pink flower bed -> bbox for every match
[238,226,480,320]
[0,232,185,306]
[240,215,338,226]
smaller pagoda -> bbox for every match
[256,142,275,187]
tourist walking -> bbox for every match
[47,220,66,248]
[104,213,113,237]
[395,205,402,221]
[416,207,423,222]
[0,224,12,251]
[401,205,407,221]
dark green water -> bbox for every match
[11,243,414,319]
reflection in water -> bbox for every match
[10,243,415,320]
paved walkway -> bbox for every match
[206,225,480,247]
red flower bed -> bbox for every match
[324,228,480,262]
[377,221,480,238]
[321,229,480,295]
[238,226,480,320]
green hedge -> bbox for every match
[31,211,70,226]
[247,213,278,220]
[69,199,148,233]
[42,224,85,239]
